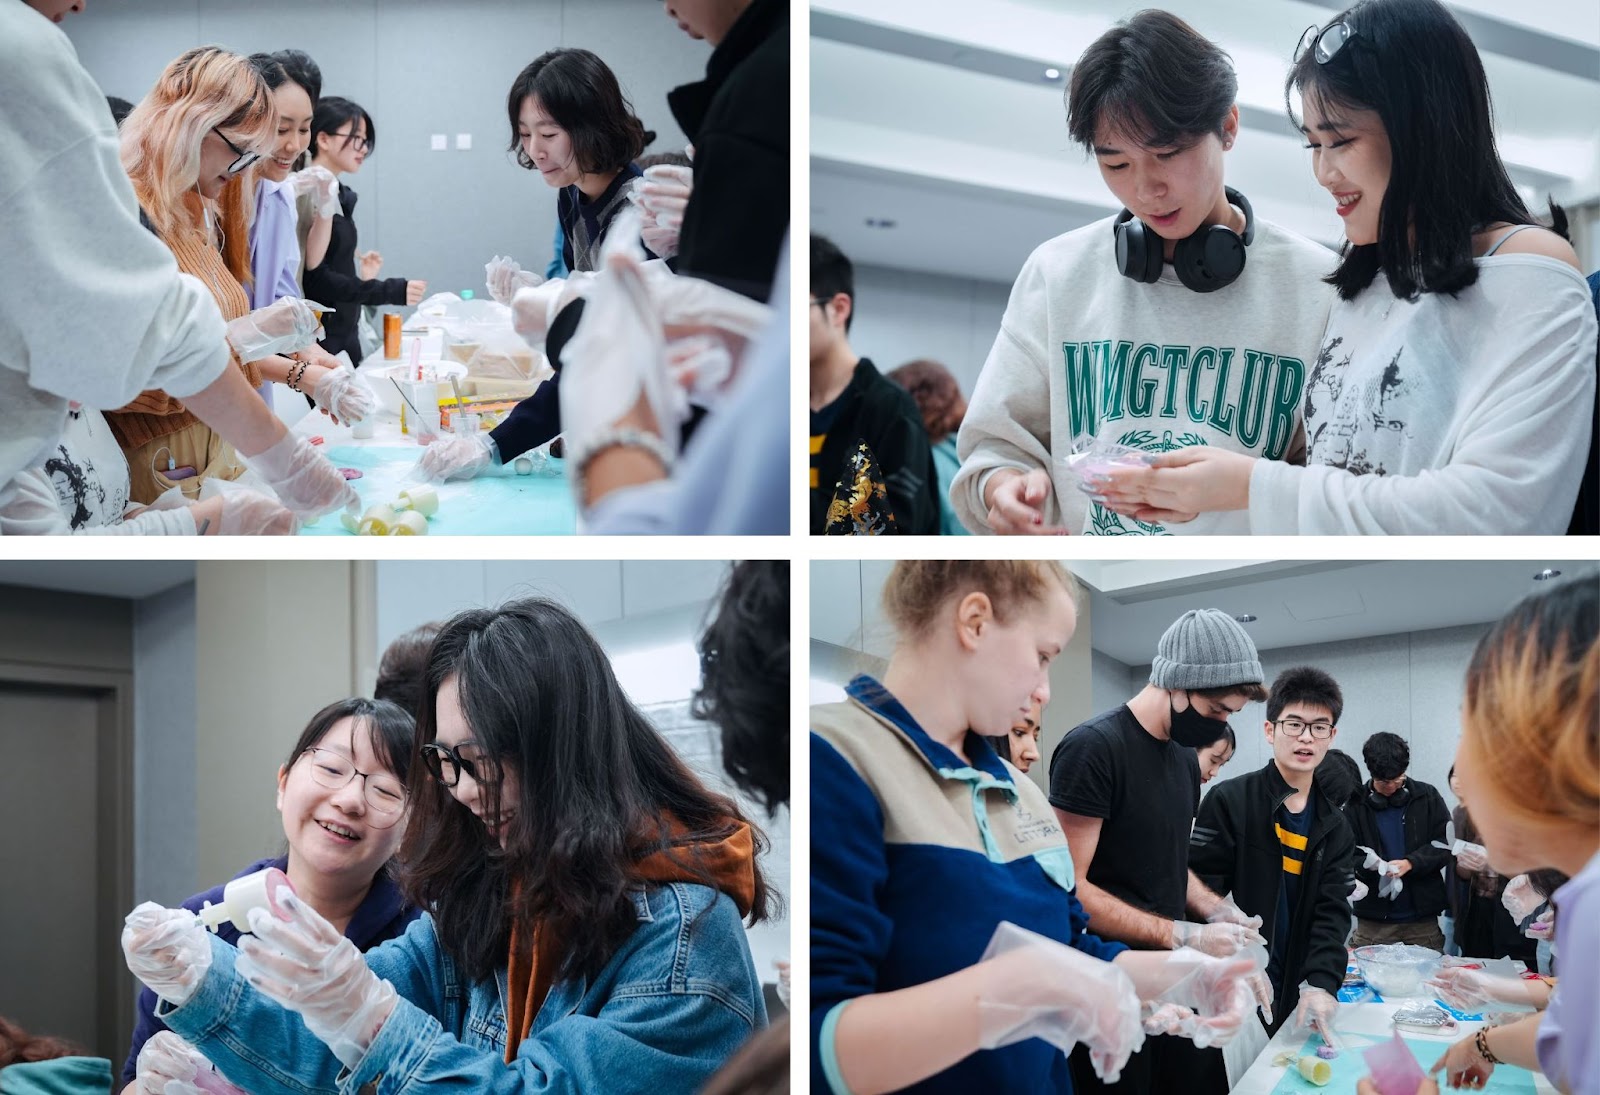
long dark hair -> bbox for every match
[401,598,772,984]
[505,48,648,175]
[1285,0,1566,302]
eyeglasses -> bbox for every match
[1295,21,1357,66]
[212,127,262,175]
[1273,717,1336,740]
[300,747,408,825]
[420,741,502,788]
[329,130,371,154]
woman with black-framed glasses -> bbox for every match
[300,96,427,367]
[1094,0,1596,537]
[119,696,419,1094]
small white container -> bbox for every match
[197,867,296,934]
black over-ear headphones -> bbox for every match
[1113,186,1255,293]
[1365,778,1413,810]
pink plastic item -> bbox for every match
[339,467,363,480]
[1363,1031,1426,1095]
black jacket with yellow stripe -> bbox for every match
[1189,759,1357,1034]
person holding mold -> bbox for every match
[120,697,419,1094]
[122,597,772,1094]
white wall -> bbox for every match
[847,263,1011,397]
[1091,649,1137,716]
[131,582,199,906]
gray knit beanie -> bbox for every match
[1149,609,1263,690]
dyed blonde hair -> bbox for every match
[1462,576,1598,832]
[883,561,1078,637]
[120,47,275,283]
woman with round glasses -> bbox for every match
[122,597,773,1092]
[119,697,418,1093]
[1093,0,1595,536]
[301,96,426,367]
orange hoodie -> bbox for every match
[504,817,757,1063]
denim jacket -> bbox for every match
[158,882,765,1094]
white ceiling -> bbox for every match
[811,559,1595,665]
[0,561,195,600]
[811,0,1600,284]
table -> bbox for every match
[290,408,576,535]
[1232,1000,1555,1095]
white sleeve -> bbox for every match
[1248,288,1597,534]
[0,469,196,536]
[950,260,1060,533]
[0,29,230,407]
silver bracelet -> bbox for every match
[572,428,675,486]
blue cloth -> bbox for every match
[120,854,419,1084]
[0,1057,112,1095]
[1268,796,1314,996]
[158,885,763,1095]
[1373,804,1418,920]
[930,435,968,535]
[246,176,303,405]
[811,675,1126,1094]
[545,222,568,280]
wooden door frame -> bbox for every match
[0,660,135,1060]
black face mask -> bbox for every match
[1366,779,1412,809]
[1168,691,1231,749]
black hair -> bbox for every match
[400,598,772,984]
[312,96,375,158]
[282,696,416,788]
[1266,665,1344,724]
[985,734,1014,765]
[505,49,647,175]
[1213,722,1236,753]
[1067,9,1237,152]
[1315,747,1363,808]
[375,622,442,722]
[810,233,855,333]
[1285,0,1566,302]
[1361,730,1410,781]
[247,52,288,91]
[693,562,789,815]
[106,96,134,127]
[271,49,322,105]
[1526,869,1568,902]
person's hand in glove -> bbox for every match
[1116,948,1259,1049]
[290,165,341,219]
[311,364,375,425]
[1501,875,1542,923]
[1454,842,1489,873]
[485,255,545,305]
[187,488,298,535]
[1425,967,1547,1011]
[1294,985,1341,1046]
[1170,919,1265,957]
[1349,878,1370,903]
[510,275,595,347]
[1206,895,1264,935]
[416,433,495,481]
[121,902,211,1007]
[134,1031,247,1095]
[226,297,324,362]
[977,922,1146,1084]
[629,164,693,258]
[239,434,358,521]
[235,892,398,1069]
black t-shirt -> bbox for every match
[1047,705,1199,922]
[1269,795,1315,994]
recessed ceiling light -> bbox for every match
[1235,613,1257,623]
[864,217,897,229]
[1043,67,1062,80]
[1533,569,1561,581]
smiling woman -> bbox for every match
[118,696,420,1092]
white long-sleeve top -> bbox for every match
[953,212,1335,534]
[0,6,230,516]
[1249,255,1596,534]
[0,407,195,535]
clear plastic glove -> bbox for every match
[121,902,211,1007]
[1350,878,1370,903]
[240,434,359,521]
[1424,967,1542,1012]
[485,254,545,306]
[1358,846,1407,900]
[630,164,693,258]
[225,297,323,361]
[1501,875,1542,922]
[416,433,493,481]
[134,1030,247,1095]
[1455,843,1489,873]
[1293,984,1342,1049]
[1135,947,1260,1049]
[311,363,375,424]
[214,487,298,535]
[510,274,595,346]
[775,958,791,1010]
[976,922,1145,1084]
[1525,908,1554,940]
[235,892,397,1069]
[1207,895,1265,935]
[290,165,340,218]
[1171,919,1265,957]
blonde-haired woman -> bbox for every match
[111,47,361,504]
[811,561,1259,1094]
[1389,576,1598,1095]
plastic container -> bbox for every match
[1296,1056,1332,1086]
[1363,1031,1426,1095]
[196,867,296,934]
[1354,944,1441,998]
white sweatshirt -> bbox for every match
[0,6,230,517]
[0,408,195,535]
[953,212,1335,534]
[1250,255,1597,534]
